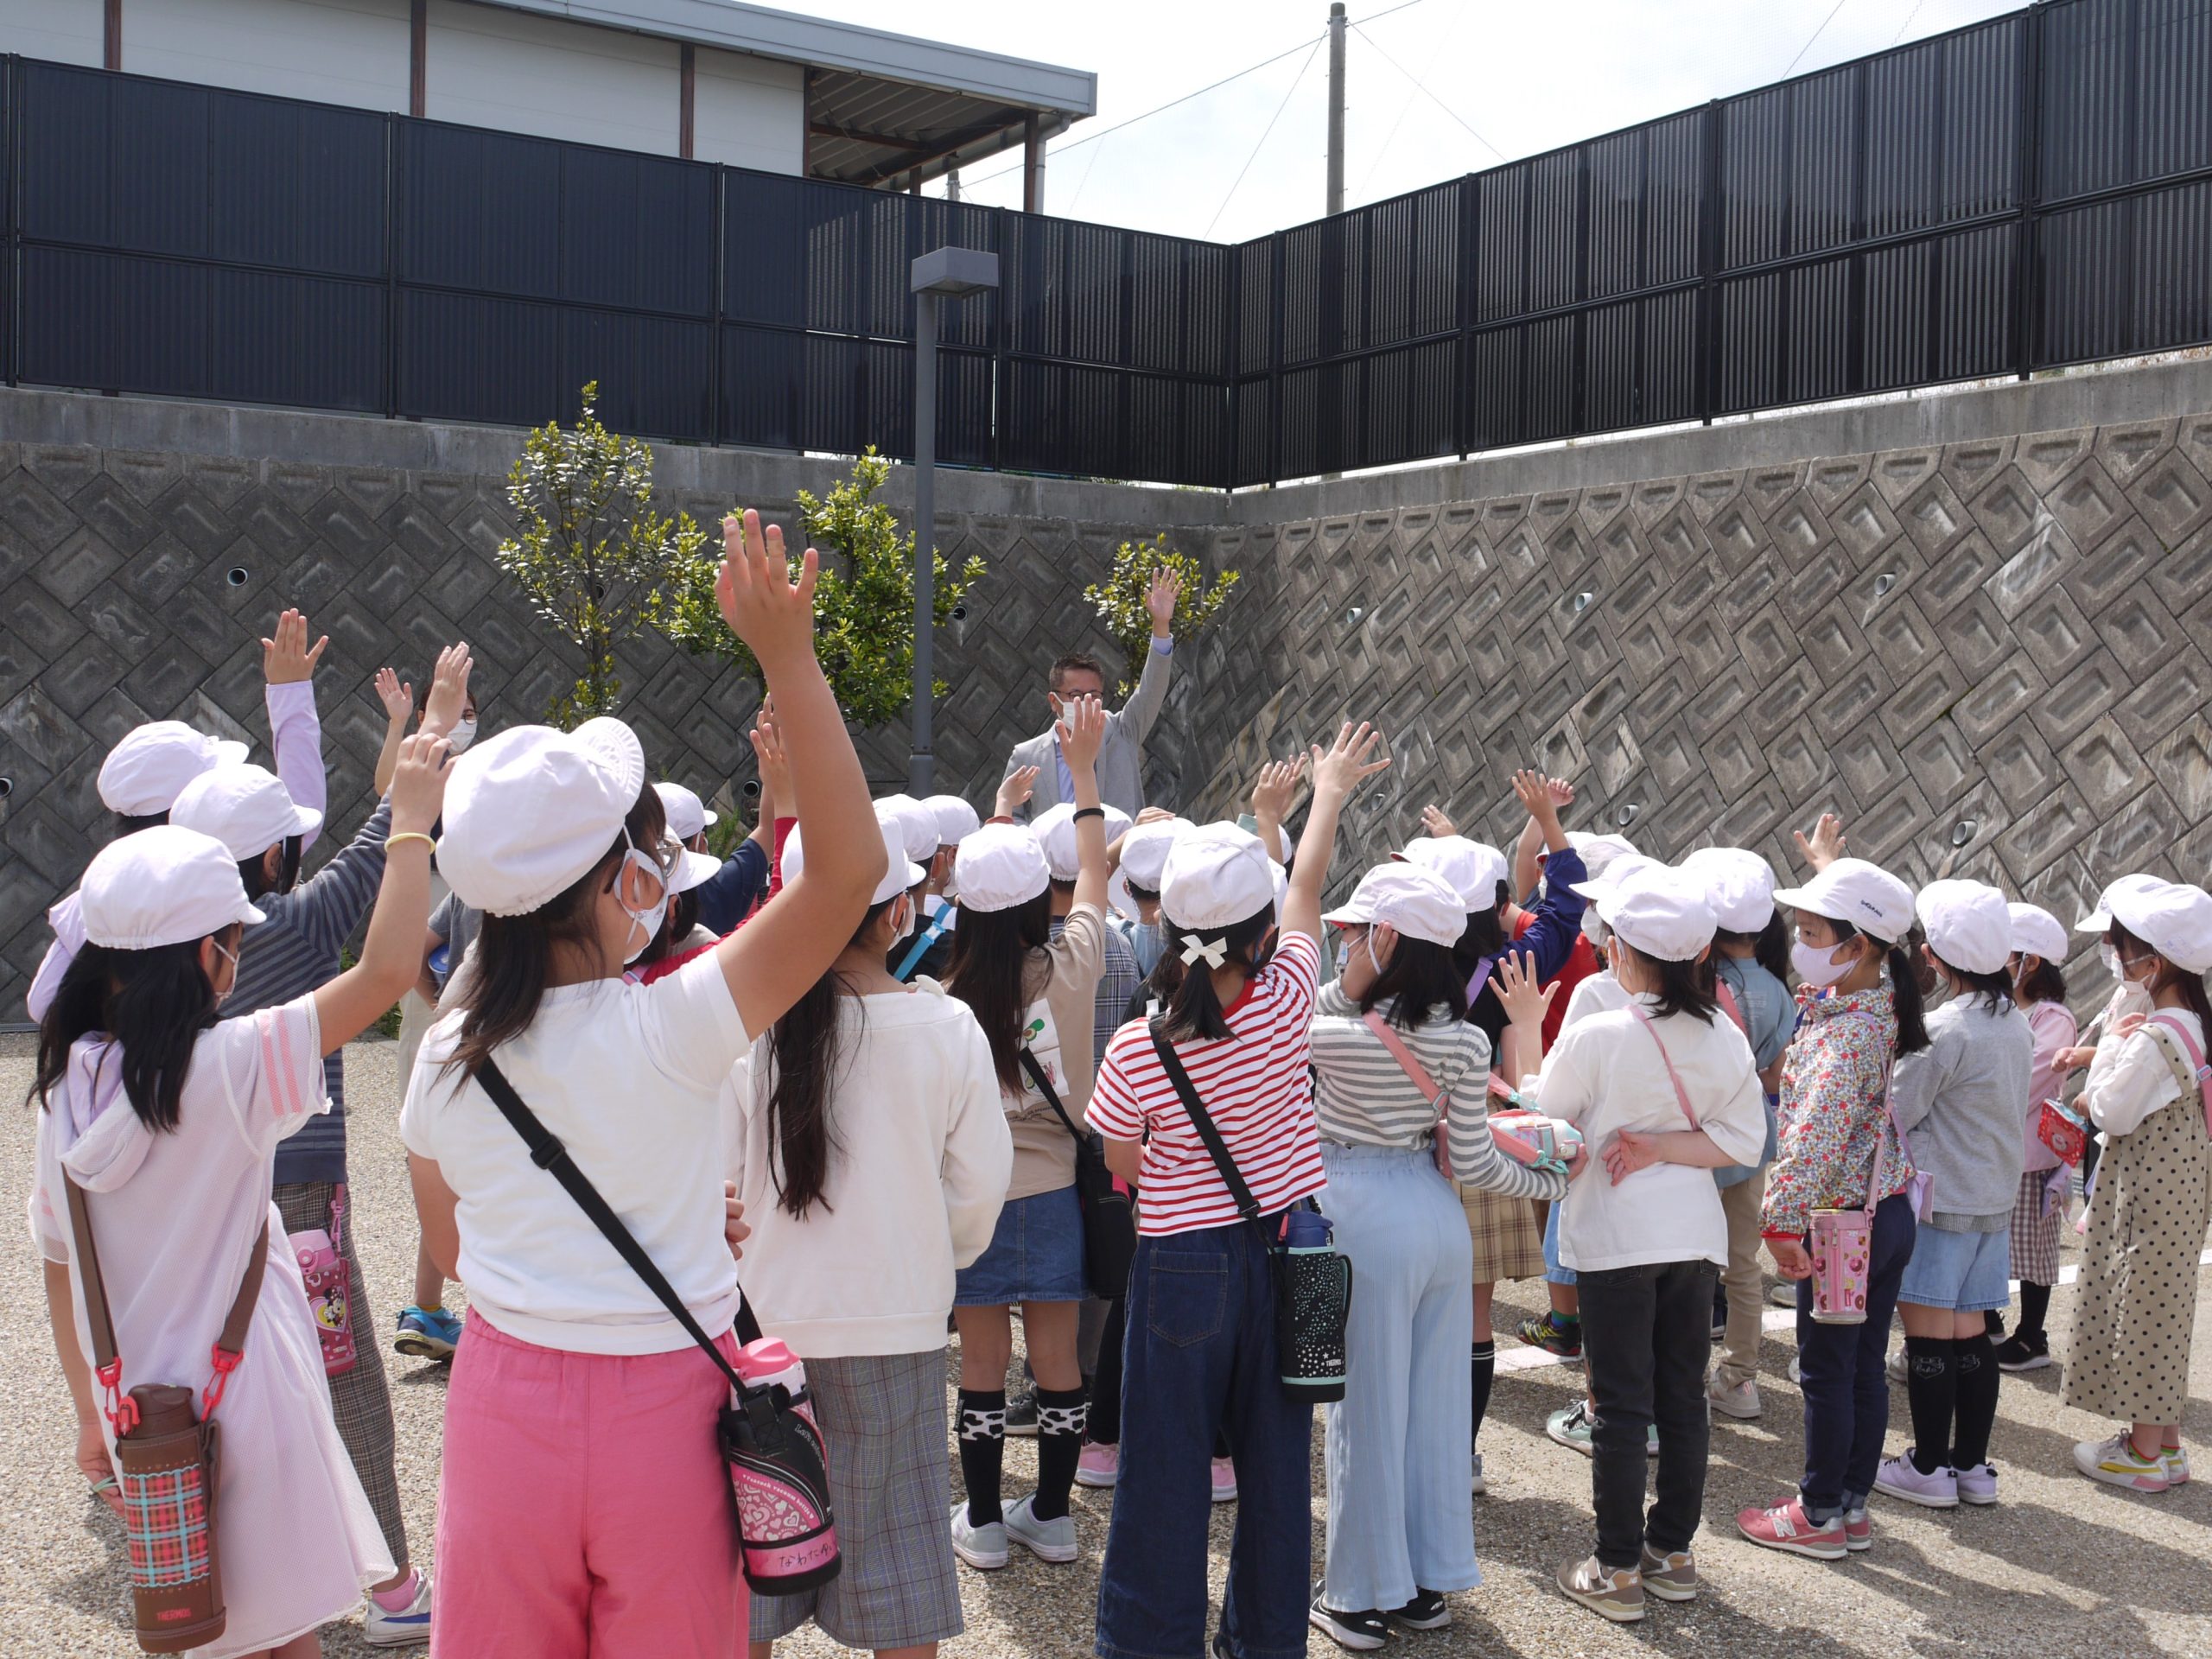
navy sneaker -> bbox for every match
[394,1306,462,1362]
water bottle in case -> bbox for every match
[720,1337,840,1593]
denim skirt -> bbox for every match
[954,1185,1087,1306]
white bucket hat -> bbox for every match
[1678,846,1777,934]
[1916,879,2013,976]
[1160,822,1276,932]
[1321,864,1466,949]
[168,764,324,861]
[1395,836,1508,912]
[97,722,248,817]
[1032,801,1134,882]
[1588,865,1718,963]
[954,823,1053,913]
[437,719,646,917]
[783,813,926,906]
[654,782,718,843]
[2006,901,2069,965]
[79,826,265,949]
[1774,856,1916,946]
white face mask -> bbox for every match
[1792,937,1854,989]
[447,717,477,753]
[1580,910,1607,948]
[210,939,239,1008]
[893,895,916,944]
[616,844,669,965]
[2100,941,2123,980]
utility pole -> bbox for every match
[1326,1,1346,216]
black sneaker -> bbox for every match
[1994,1332,2052,1372]
[1390,1588,1452,1630]
[1309,1596,1388,1651]
[1004,1388,1039,1436]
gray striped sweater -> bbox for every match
[227,798,392,1186]
[1309,981,1567,1202]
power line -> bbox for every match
[1891,0,1927,46]
[1783,0,1855,78]
[1354,0,1474,197]
[1350,21,1509,163]
[1204,35,1327,239]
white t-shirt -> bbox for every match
[1560,970,1630,1029]
[1531,994,1769,1272]
[401,952,751,1355]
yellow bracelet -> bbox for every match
[387,831,435,854]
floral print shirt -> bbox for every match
[1760,980,1918,1239]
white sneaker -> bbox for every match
[1788,1355,1802,1384]
[362,1572,434,1648]
[1004,1493,1079,1563]
[1210,1457,1238,1503]
[1470,1452,1487,1496]
[1707,1376,1762,1421]
[950,1502,1009,1569]
[1885,1348,1906,1382]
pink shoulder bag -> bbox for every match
[1806,1013,1931,1324]
[1359,1011,1459,1179]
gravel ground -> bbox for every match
[4,1030,2211,1657]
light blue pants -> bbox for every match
[1319,1142,1479,1612]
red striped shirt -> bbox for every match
[1088,931,1327,1236]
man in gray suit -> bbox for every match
[1001,572,1180,821]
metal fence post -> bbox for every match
[1455,173,1475,459]
[1267,231,1285,485]
[2014,2,2044,378]
[1698,99,1723,424]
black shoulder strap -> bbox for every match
[474,1057,761,1387]
[1146,1018,1261,1222]
[1019,1046,1089,1148]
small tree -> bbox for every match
[1084,534,1240,695]
[495,382,707,726]
[654,447,985,728]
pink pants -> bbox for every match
[433,1313,747,1657]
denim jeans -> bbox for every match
[1096,1220,1312,1659]
[1795,1194,1917,1513]
[1576,1258,1718,1570]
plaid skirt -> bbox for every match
[2010,1167,2063,1287]
[749,1350,963,1649]
[1462,1185,1545,1282]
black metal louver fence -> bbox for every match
[4,0,2209,490]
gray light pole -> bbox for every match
[1326,2,1346,216]
[907,245,1000,795]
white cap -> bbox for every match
[1773,856,1916,946]
[874,795,944,866]
[668,848,721,898]
[2076,872,2171,933]
[1395,836,1508,912]
[1161,821,1276,932]
[1119,818,1192,892]
[2095,876,2212,974]
[438,719,646,917]
[79,825,265,949]
[1553,830,1639,882]
[2006,902,2069,965]
[97,722,249,817]
[955,822,1052,912]
[1567,851,1663,903]
[168,764,323,860]
[1588,864,1717,963]
[1679,846,1777,934]
[654,782,718,842]
[1320,864,1467,948]
[1916,878,2013,976]
[924,794,981,849]
[785,813,927,906]
[1031,801,1134,882]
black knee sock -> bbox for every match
[1471,1340,1497,1445]
[1951,1334,2000,1470]
[1031,1386,1089,1522]
[1904,1337,1957,1474]
[2018,1281,2052,1342]
[1211,1427,1231,1460]
[957,1389,1007,1527]
[1983,1306,2005,1338]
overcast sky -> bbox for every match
[805,0,2026,244]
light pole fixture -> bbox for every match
[908,245,999,795]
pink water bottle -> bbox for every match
[720,1335,840,1593]
[289,1188,357,1376]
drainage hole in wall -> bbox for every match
[226,566,251,587]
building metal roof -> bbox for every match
[473,0,1094,187]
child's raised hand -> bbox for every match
[1309,722,1389,804]
[717,510,819,676]
[420,643,474,738]
[1420,804,1457,838]
[1495,949,1556,1031]
[388,732,454,836]
[373,666,414,725]
[262,608,327,686]
[1510,768,1566,838]
[1056,696,1107,773]
[995,765,1040,818]
[1249,755,1307,824]
[749,696,794,810]
[1794,812,1847,871]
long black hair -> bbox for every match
[2111,921,2212,1031]
[1825,918,1931,1055]
[29,932,232,1134]
[238,835,303,902]
[1927,946,2014,1014]
[1356,934,1469,1030]
[1158,907,1276,1044]
[764,895,894,1218]
[1618,938,1719,1023]
[2015,953,2068,1006]
[445,785,666,1082]
[1448,880,1512,985]
[945,891,1054,1091]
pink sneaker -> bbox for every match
[1737,1497,1847,1560]
[1075,1442,1119,1490]
[1841,1508,1872,1552]
[1210,1458,1237,1503]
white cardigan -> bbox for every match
[724,980,1013,1358]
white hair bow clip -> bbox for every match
[1179,933,1229,969]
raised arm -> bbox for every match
[1060,696,1111,914]
[1249,756,1305,866]
[262,608,328,847]
[1794,811,1847,874]
[371,667,414,797]
[1287,722,1389,942]
[1510,775,1573,899]
[1111,569,1180,744]
[313,734,450,1053]
[711,510,883,1033]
